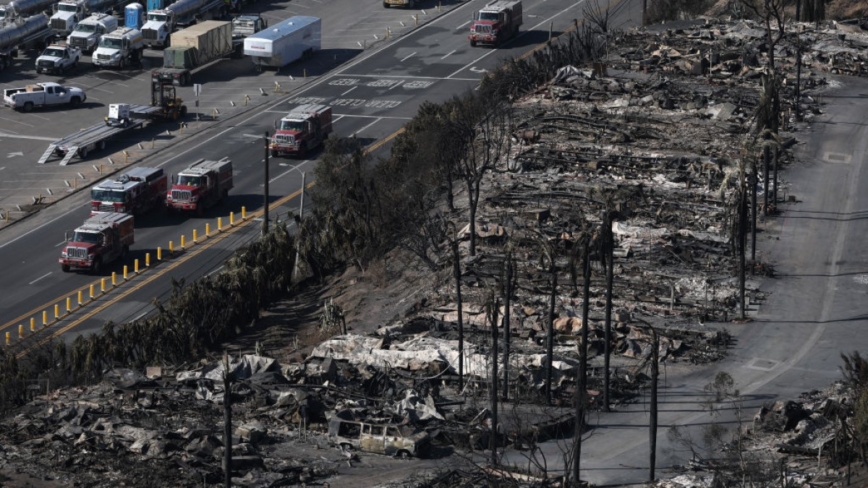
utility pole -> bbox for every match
[450,230,464,390]
[649,327,659,482]
[263,132,270,236]
[222,351,233,488]
[489,296,499,467]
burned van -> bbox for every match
[327,418,431,459]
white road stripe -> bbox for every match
[353,118,382,136]
[400,52,416,62]
[441,50,456,59]
[339,73,476,80]
[29,272,52,285]
[341,86,357,96]
[456,20,470,29]
[388,80,405,90]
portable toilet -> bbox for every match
[124,2,144,29]
[146,0,165,11]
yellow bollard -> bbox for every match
[241,207,246,219]
[123,151,129,164]
[230,212,235,225]
[101,278,106,292]
[134,259,139,274]
[218,217,223,231]
[157,247,162,261]
[169,241,174,256]
[303,68,307,78]
[5,332,9,345]
[438,0,441,11]
[123,265,128,280]
[414,14,418,26]
[55,304,60,318]
[66,297,71,312]
[205,223,210,236]
[77,290,83,305]
[43,310,48,325]
[112,272,117,286]
[193,229,198,243]
[146,253,150,267]
[18,325,23,339]
[89,284,94,298]
[30,318,35,333]
[181,235,186,248]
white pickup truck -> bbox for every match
[35,44,82,75]
[3,82,87,112]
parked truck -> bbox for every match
[141,0,227,48]
[0,0,56,23]
[152,20,231,85]
[382,0,416,8]
[65,11,115,52]
[468,0,522,47]
[166,157,233,214]
[90,167,167,216]
[49,0,126,37]
[35,42,80,73]
[269,104,332,158]
[60,212,134,273]
[243,15,319,72]
[0,14,54,70]
[92,26,142,68]
[231,13,264,39]
[3,81,85,111]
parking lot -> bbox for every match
[0,0,464,227]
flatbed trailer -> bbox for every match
[37,104,161,165]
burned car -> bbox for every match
[327,418,431,459]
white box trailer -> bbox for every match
[243,15,319,72]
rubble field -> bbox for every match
[3,14,868,488]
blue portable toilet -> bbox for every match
[125,3,144,29]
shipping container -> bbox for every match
[243,15,319,71]
[169,19,230,65]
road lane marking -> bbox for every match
[400,52,416,62]
[353,118,382,136]
[388,80,405,90]
[456,20,470,29]
[29,272,52,285]
[341,86,357,96]
[0,116,34,127]
[55,240,66,247]
[441,50,456,59]
[340,73,476,80]
[0,131,58,141]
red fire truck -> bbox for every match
[60,213,135,273]
[269,104,333,158]
[468,0,522,47]
[166,158,234,215]
[90,167,168,216]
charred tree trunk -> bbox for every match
[490,298,499,466]
[763,146,770,215]
[573,248,591,485]
[772,149,779,210]
[546,263,557,405]
[795,40,802,122]
[446,170,455,212]
[751,170,757,264]
[502,256,516,401]
[452,240,464,389]
[467,179,479,257]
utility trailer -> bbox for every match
[153,20,232,86]
[243,15,319,72]
[37,103,161,165]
